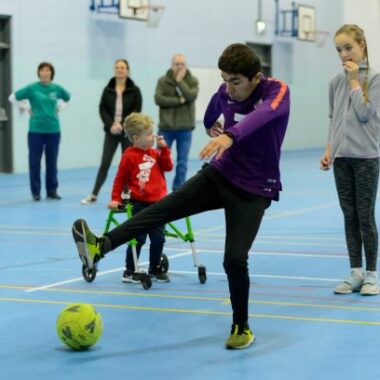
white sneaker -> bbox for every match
[334,270,363,294]
[80,194,97,205]
[360,272,379,296]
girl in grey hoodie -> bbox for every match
[320,24,380,296]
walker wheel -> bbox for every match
[160,253,169,273]
[82,264,97,282]
[198,265,207,284]
[140,273,152,290]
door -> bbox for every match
[0,15,12,173]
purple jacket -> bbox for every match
[204,77,290,200]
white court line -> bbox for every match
[255,241,344,247]
[25,248,345,293]
[25,267,341,294]
[197,239,345,248]
[26,247,348,292]
[257,235,344,241]
[0,230,69,236]
[0,224,66,231]
[252,274,341,282]
[25,250,193,292]
[265,202,338,220]
[170,270,341,283]
[24,202,340,292]
[1,202,338,236]
[180,248,346,259]
[197,233,345,242]
[193,202,339,233]
[254,251,346,259]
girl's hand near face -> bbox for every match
[343,60,360,82]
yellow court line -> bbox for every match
[251,313,380,325]
[0,284,30,290]
[47,287,227,301]
[0,297,380,326]
[2,284,380,313]
[0,284,227,301]
[47,288,380,312]
[40,286,380,312]
[248,299,380,312]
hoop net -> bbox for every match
[146,6,165,28]
[304,30,330,48]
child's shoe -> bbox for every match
[72,219,104,269]
[122,270,141,283]
[225,323,255,350]
[149,266,170,282]
[47,192,62,200]
[334,270,363,294]
[360,271,379,296]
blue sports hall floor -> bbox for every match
[1,149,380,380]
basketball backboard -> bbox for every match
[297,4,316,42]
[119,0,150,21]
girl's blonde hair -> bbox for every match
[123,112,154,142]
[335,24,369,102]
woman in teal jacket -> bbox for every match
[10,62,70,201]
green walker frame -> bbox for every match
[81,201,207,288]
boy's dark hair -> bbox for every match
[218,43,261,80]
[37,62,55,80]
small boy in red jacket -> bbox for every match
[108,112,173,283]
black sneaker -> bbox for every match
[121,270,141,283]
[33,194,41,201]
[47,193,62,200]
[149,266,170,282]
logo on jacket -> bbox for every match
[137,154,156,192]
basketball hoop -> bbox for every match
[125,4,165,27]
[304,30,330,48]
[119,0,165,27]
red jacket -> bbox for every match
[111,146,173,203]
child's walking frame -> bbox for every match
[81,200,207,289]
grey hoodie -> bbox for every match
[328,60,380,161]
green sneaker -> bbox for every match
[72,219,103,269]
[225,324,255,350]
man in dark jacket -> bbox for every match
[154,54,199,190]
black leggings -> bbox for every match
[333,157,379,271]
[92,133,131,196]
[105,164,271,325]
